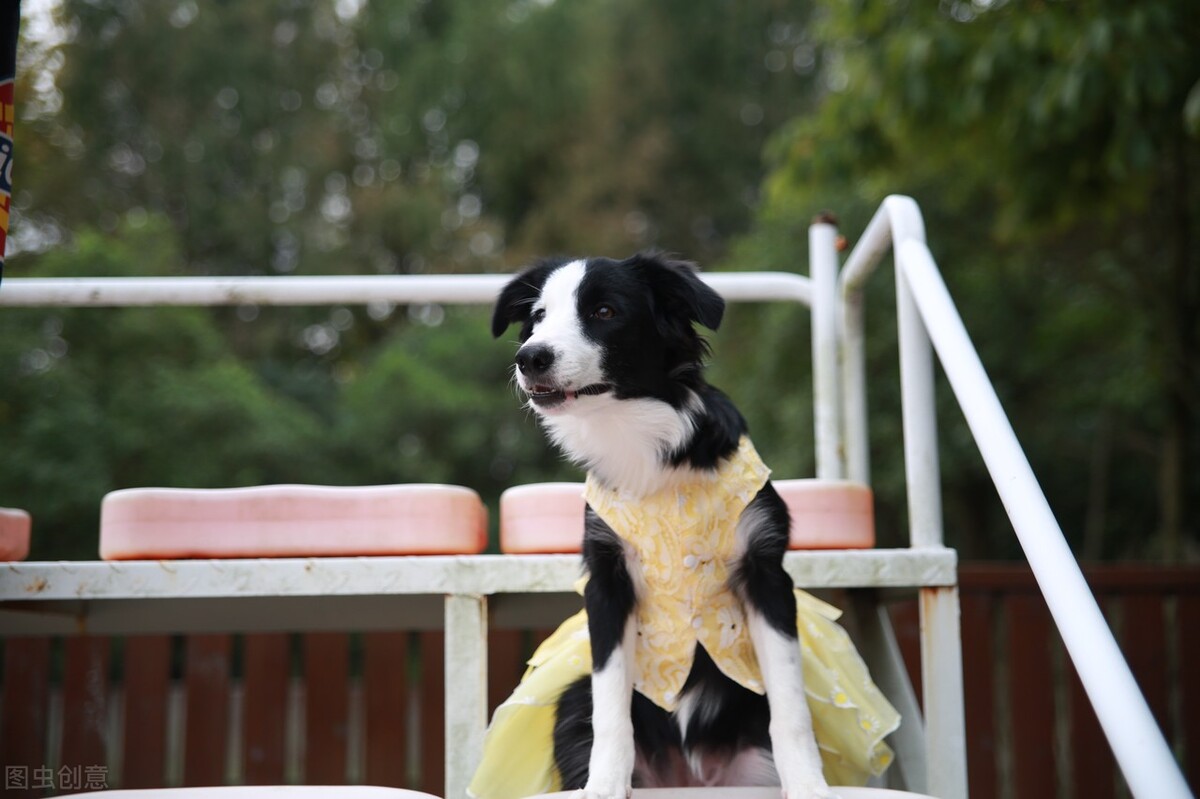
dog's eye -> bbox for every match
[592,305,616,320]
[531,308,546,324]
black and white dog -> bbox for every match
[491,253,835,798]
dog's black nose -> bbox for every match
[515,344,555,376]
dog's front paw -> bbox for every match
[571,781,632,799]
[580,728,634,799]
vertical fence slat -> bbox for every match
[60,635,110,788]
[121,635,171,789]
[419,631,445,797]
[488,630,523,715]
[960,592,997,799]
[1067,648,1116,799]
[303,632,349,784]
[1179,594,1200,790]
[183,634,232,786]
[364,632,409,788]
[1120,593,1170,733]
[1,638,51,798]
[1005,592,1055,798]
[242,633,289,785]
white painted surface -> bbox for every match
[0,550,957,606]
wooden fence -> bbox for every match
[1,564,1197,798]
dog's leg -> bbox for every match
[578,511,638,799]
[736,491,837,799]
[747,606,836,799]
[583,615,636,798]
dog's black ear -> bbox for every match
[630,252,725,331]
[490,260,559,338]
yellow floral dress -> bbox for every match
[468,438,899,798]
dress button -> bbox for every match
[692,616,703,629]
[683,554,698,568]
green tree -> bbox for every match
[7,0,823,559]
[738,0,1200,559]
[0,217,326,559]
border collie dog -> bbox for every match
[491,253,836,798]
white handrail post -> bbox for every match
[840,274,871,484]
[890,213,943,551]
[894,234,967,799]
[810,219,844,480]
[838,194,928,487]
[919,584,968,799]
[839,203,894,486]
[895,264,944,549]
[873,196,968,799]
[445,593,488,799]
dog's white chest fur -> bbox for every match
[543,396,697,495]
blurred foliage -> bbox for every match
[2,0,1196,561]
[4,0,816,557]
[0,219,327,557]
[729,0,1200,559]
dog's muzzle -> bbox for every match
[525,382,611,408]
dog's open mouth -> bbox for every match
[527,383,611,407]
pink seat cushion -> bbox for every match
[0,507,31,561]
[100,484,487,560]
[499,479,874,554]
[500,483,589,554]
[775,479,875,549]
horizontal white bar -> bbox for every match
[1,549,955,602]
[706,272,812,305]
[0,272,811,308]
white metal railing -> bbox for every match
[813,204,964,797]
[0,245,960,795]
[5,202,1180,797]
[0,271,812,307]
[835,195,1191,799]
[0,267,830,799]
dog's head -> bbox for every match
[491,252,724,416]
